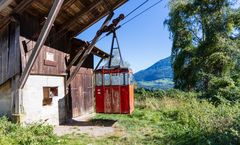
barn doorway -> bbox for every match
[70,68,94,118]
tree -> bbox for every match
[165,0,240,102]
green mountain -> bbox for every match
[134,57,174,89]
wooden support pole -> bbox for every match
[66,48,85,71]
[18,0,64,89]
[66,12,114,86]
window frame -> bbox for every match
[95,73,103,86]
[42,87,58,106]
[111,73,124,86]
[104,74,111,86]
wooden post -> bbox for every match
[11,75,24,123]
[18,0,64,89]
[66,48,85,71]
[66,12,114,86]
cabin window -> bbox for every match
[43,87,58,106]
[96,73,102,86]
[124,73,134,85]
[124,73,129,85]
[111,73,124,85]
[104,74,111,86]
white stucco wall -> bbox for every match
[0,81,12,116]
[22,75,66,125]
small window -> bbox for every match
[46,52,55,61]
[96,73,102,86]
[104,74,111,86]
[111,73,124,85]
[43,87,58,106]
[44,52,57,67]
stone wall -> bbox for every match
[0,81,12,116]
[22,75,66,125]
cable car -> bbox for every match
[94,14,134,114]
[95,67,134,114]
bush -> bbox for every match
[133,89,240,145]
[205,77,240,104]
[0,116,62,145]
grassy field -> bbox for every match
[0,89,240,145]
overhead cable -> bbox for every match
[97,0,163,43]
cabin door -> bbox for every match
[104,86,121,113]
[70,68,93,118]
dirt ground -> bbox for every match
[54,114,119,137]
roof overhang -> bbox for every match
[0,0,128,37]
[71,38,110,59]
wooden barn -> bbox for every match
[0,0,127,125]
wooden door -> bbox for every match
[71,68,93,118]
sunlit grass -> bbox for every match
[0,90,239,145]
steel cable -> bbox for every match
[96,0,163,43]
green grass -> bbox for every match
[62,90,240,145]
[0,117,61,145]
[0,90,239,145]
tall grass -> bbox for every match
[0,89,239,145]
[93,89,240,145]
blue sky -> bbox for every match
[77,0,172,73]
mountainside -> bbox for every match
[134,57,174,89]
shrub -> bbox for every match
[0,116,61,145]
[134,89,240,145]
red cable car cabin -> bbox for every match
[95,68,134,114]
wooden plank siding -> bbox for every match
[70,67,93,117]
[0,23,21,85]
[20,38,67,76]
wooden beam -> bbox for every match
[70,0,128,37]
[0,0,34,30]
[0,0,14,12]
[19,0,65,89]
[14,0,35,13]
[61,0,76,11]
[42,0,104,47]
[56,0,103,35]
[66,12,114,86]
[66,48,85,71]
[45,0,104,48]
